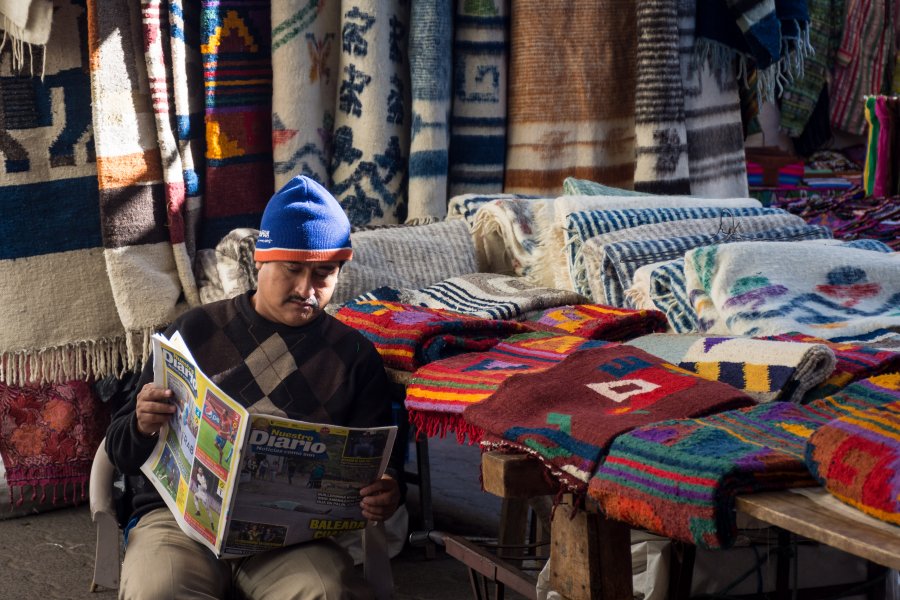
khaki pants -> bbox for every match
[119,508,375,600]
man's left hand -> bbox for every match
[359,475,400,522]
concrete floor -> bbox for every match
[0,435,531,600]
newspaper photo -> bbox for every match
[140,332,397,557]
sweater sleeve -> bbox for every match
[104,352,163,475]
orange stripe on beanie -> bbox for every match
[255,175,353,263]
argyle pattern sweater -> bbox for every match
[106,291,395,521]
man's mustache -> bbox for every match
[287,295,319,307]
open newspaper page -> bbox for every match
[222,416,397,556]
[140,332,249,555]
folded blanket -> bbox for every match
[464,345,754,492]
[524,304,667,342]
[624,333,706,364]
[196,228,259,305]
[335,299,540,371]
[561,178,648,197]
[583,222,830,307]
[685,241,900,339]
[445,193,539,230]
[405,331,610,441]
[806,393,900,525]
[589,373,900,549]
[471,197,552,281]
[678,336,837,403]
[641,259,700,333]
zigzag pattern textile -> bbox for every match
[334,299,542,371]
[405,332,610,442]
[447,0,509,196]
[806,381,900,525]
[88,0,189,372]
[685,240,900,340]
[406,0,452,222]
[201,2,273,249]
[504,0,636,194]
[589,373,900,549]
[464,345,754,492]
[0,0,127,385]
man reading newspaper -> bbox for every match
[106,175,401,599]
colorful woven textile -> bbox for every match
[589,373,900,549]
[524,304,667,342]
[678,336,837,403]
[872,96,897,198]
[405,332,609,441]
[447,0,509,196]
[806,395,900,525]
[863,97,880,196]
[504,0,636,194]
[0,1,128,385]
[646,259,698,333]
[0,380,110,505]
[330,0,410,225]
[201,3,273,245]
[335,299,540,371]
[464,345,754,491]
[685,240,900,340]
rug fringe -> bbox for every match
[407,410,483,445]
[0,337,130,386]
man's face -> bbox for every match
[252,260,341,327]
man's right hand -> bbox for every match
[135,383,176,437]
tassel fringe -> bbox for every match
[0,337,131,387]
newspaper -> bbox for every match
[140,332,397,558]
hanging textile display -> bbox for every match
[447,0,509,197]
[872,96,897,198]
[0,0,128,385]
[504,0,636,194]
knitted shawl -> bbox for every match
[464,345,754,492]
[405,332,609,442]
[589,373,900,549]
[684,240,900,340]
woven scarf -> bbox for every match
[806,393,900,525]
[335,299,541,371]
[830,0,895,135]
[678,336,837,403]
[446,0,509,196]
[589,373,900,549]
[524,304,667,342]
[405,332,610,442]
[330,0,410,225]
[0,1,129,386]
[200,3,273,247]
[464,345,754,492]
[504,0,636,194]
[685,240,900,340]
[0,380,110,505]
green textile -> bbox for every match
[562,177,646,197]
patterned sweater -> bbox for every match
[106,291,395,520]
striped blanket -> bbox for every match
[524,304,667,342]
[626,259,698,332]
[464,345,754,492]
[582,222,829,307]
[806,393,900,525]
[589,373,900,549]
[685,241,900,340]
[405,332,609,441]
[562,178,647,197]
[678,336,837,403]
[335,299,540,372]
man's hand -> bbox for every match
[135,383,176,438]
[359,475,400,522]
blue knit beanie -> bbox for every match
[254,175,353,263]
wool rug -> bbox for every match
[406,0,452,222]
[200,2,273,245]
[503,0,636,194]
[445,192,540,229]
[805,394,900,525]
[330,0,410,225]
[646,259,699,333]
[684,240,900,340]
[464,345,754,492]
[0,380,110,505]
[564,206,784,298]
[580,218,823,307]
[523,304,668,342]
[0,0,128,386]
[447,0,509,197]
[589,373,900,549]
[196,227,259,305]
[335,298,541,371]
[405,331,610,442]
[678,336,837,403]
[88,0,189,370]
